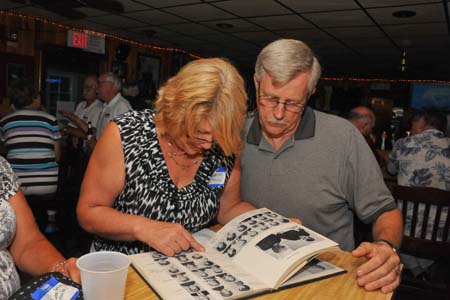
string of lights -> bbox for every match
[321,77,450,84]
[1,10,450,84]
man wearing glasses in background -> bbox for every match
[240,39,403,293]
[93,72,132,147]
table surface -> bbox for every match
[124,249,393,300]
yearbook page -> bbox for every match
[130,208,344,300]
[205,208,339,287]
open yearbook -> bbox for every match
[130,208,346,300]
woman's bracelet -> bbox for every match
[52,260,67,272]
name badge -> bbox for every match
[31,277,79,300]
[208,167,226,187]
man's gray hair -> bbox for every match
[255,39,321,94]
[104,72,122,91]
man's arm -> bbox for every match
[373,208,403,248]
[352,208,403,294]
[60,111,89,133]
[64,126,87,139]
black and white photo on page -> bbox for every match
[256,226,324,260]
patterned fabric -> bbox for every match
[0,109,61,195]
[388,129,450,275]
[388,129,450,190]
[0,156,21,299]
[92,110,236,254]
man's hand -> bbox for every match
[352,241,402,293]
[59,111,75,119]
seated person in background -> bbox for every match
[348,106,384,166]
[60,75,103,151]
[240,39,403,293]
[0,80,61,230]
[0,156,79,300]
[388,109,450,277]
[77,58,255,256]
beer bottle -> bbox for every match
[87,121,93,141]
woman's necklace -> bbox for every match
[167,140,199,170]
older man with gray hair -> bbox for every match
[95,72,132,141]
[240,39,403,293]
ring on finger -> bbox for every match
[393,264,404,276]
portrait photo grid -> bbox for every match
[212,211,291,258]
[149,249,253,299]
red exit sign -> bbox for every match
[73,31,87,48]
[67,30,105,54]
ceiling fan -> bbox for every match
[12,0,125,19]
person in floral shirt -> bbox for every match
[388,109,450,276]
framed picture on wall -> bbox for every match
[111,60,127,79]
[6,63,26,88]
[137,54,160,99]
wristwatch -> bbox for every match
[375,239,397,253]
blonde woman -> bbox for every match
[77,58,255,255]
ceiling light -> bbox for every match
[392,10,416,18]
[216,23,233,29]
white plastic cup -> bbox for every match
[76,251,131,300]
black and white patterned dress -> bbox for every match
[0,156,21,299]
[92,110,236,254]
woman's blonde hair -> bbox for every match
[154,58,247,156]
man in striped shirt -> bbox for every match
[0,79,61,196]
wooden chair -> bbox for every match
[393,185,450,300]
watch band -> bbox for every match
[375,239,397,253]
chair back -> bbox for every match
[393,185,450,259]
[393,185,450,300]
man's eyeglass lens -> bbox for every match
[259,96,304,113]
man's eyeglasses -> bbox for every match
[258,85,306,113]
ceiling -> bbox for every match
[2,0,450,80]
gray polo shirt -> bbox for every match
[240,107,396,251]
